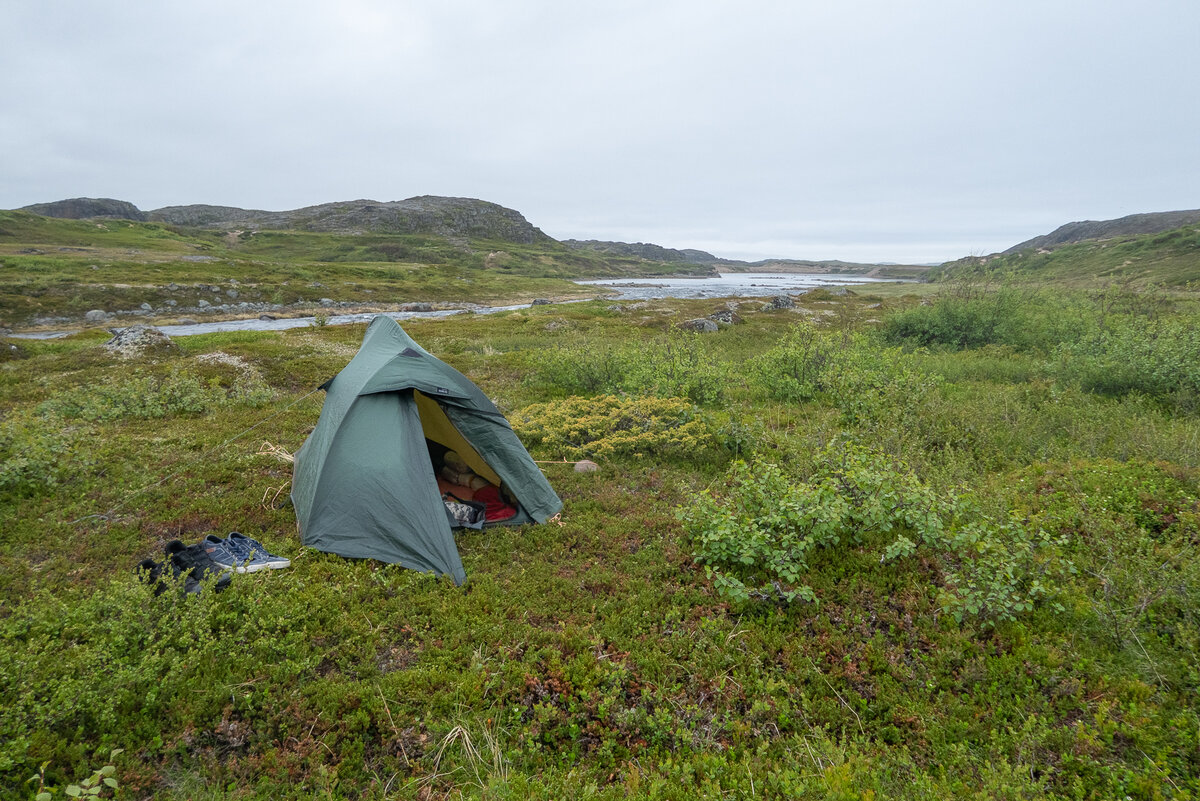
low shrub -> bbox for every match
[1053,316,1200,408]
[511,395,721,462]
[37,367,274,422]
[1009,459,1200,685]
[526,332,729,406]
[0,409,92,498]
[746,322,840,403]
[678,443,950,606]
[880,286,1090,352]
[679,442,1070,624]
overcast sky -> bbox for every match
[3,1,1198,263]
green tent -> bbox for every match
[291,315,562,584]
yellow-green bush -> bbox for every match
[512,395,720,461]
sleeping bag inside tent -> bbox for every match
[291,315,562,584]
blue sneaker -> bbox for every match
[225,532,291,571]
[203,534,250,573]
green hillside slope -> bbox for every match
[0,212,713,329]
[931,223,1200,287]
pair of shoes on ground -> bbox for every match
[136,533,289,595]
[202,531,290,573]
[137,539,234,596]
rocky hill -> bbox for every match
[1004,209,1200,254]
[19,197,147,221]
[20,196,552,245]
[562,239,721,265]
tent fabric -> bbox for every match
[291,315,562,585]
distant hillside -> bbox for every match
[933,222,1200,287]
[13,197,932,277]
[20,196,553,245]
[564,240,930,277]
[563,239,721,265]
[1004,209,1200,254]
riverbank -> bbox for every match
[6,274,930,339]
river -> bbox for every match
[9,272,899,339]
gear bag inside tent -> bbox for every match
[290,315,562,585]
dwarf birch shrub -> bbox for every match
[1053,316,1200,408]
[679,443,951,605]
[679,442,1069,623]
[0,409,91,498]
[747,322,840,403]
[880,286,1091,352]
[37,367,274,422]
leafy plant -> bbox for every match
[1053,315,1200,408]
[0,408,91,498]
[747,322,839,403]
[678,443,950,605]
[28,749,121,800]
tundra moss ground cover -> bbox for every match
[1,288,1199,799]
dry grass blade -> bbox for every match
[261,483,291,510]
[257,440,295,463]
[425,722,507,791]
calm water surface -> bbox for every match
[577,272,896,300]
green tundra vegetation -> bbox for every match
[0,219,1199,799]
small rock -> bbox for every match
[678,318,719,333]
[226,289,239,299]
[140,302,153,311]
[84,309,109,323]
[530,298,552,306]
[165,299,177,307]
[258,314,277,321]
[574,460,600,473]
[320,298,334,307]
[166,283,180,291]
[2,341,28,361]
[197,299,211,308]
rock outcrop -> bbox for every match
[103,325,179,358]
[563,239,720,265]
[678,318,719,333]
